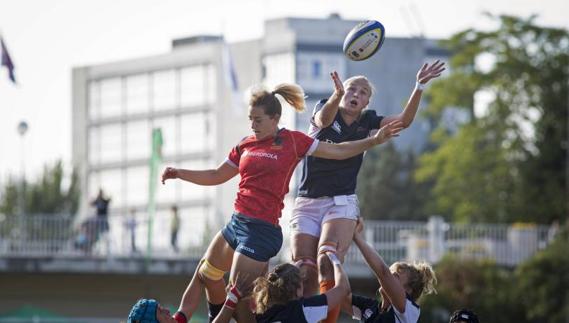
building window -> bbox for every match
[152,69,177,112]
[125,166,149,205]
[125,120,150,161]
[126,73,150,115]
[312,60,322,79]
[263,53,295,86]
[180,65,207,108]
[88,81,100,121]
[99,123,123,164]
[100,77,122,118]
[206,64,217,104]
[180,112,209,154]
[88,126,100,166]
[296,53,346,93]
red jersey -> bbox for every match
[226,129,318,225]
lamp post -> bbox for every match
[17,120,28,216]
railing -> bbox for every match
[0,215,557,268]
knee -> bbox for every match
[198,258,226,282]
[293,256,317,273]
[317,242,338,277]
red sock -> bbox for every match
[320,280,341,323]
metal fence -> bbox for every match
[0,214,556,267]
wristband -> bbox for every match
[224,285,242,310]
[415,81,426,91]
[318,244,337,255]
[173,311,187,323]
[326,252,341,266]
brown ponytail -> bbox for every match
[252,263,302,314]
[249,83,305,119]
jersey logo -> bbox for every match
[364,308,374,319]
[332,121,342,134]
[246,151,278,160]
[237,245,255,254]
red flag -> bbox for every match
[1,37,16,84]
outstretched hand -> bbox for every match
[417,60,446,84]
[373,120,404,145]
[330,71,345,99]
[354,218,365,241]
[161,167,178,184]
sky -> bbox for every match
[0,0,568,183]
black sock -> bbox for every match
[207,302,224,322]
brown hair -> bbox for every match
[390,261,437,301]
[252,263,302,314]
[249,83,305,119]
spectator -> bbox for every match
[124,208,138,253]
[91,188,111,233]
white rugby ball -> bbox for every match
[343,20,385,61]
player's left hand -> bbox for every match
[373,120,404,145]
[417,60,446,84]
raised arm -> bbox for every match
[161,161,239,186]
[353,219,407,313]
[212,274,252,323]
[312,120,404,160]
[321,252,351,309]
[313,71,344,128]
[381,60,445,128]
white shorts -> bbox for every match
[290,195,360,237]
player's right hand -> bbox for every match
[161,167,178,184]
[330,71,345,99]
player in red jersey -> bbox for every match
[160,83,404,323]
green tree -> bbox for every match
[514,224,569,323]
[416,14,568,223]
[0,160,80,217]
[420,256,526,323]
[357,143,428,220]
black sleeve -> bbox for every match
[312,99,328,116]
[352,294,379,311]
[363,109,384,130]
[352,294,381,322]
[303,294,328,307]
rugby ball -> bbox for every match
[343,20,385,61]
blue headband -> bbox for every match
[128,298,159,323]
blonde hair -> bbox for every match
[249,83,305,119]
[252,263,302,314]
[343,75,375,98]
[391,261,437,301]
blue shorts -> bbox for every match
[221,213,283,262]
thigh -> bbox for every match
[203,231,235,272]
[229,253,269,322]
[319,218,357,261]
[291,233,319,260]
[229,252,268,288]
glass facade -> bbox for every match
[86,64,217,213]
